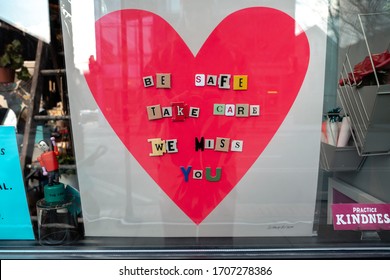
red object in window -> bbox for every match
[339,50,390,86]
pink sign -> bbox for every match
[332,204,390,231]
[84,8,310,224]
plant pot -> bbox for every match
[0,67,15,83]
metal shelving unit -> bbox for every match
[338,13,390,156]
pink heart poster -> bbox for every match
[63,1,327,237]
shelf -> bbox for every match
[28,163,76,171]
[327,177,384,224]
[339,81,390,156]
[337,13,390,156]
[320,142,365,172]
[40,69,66,75]
[34,115,70,121]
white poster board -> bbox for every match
[61,0,328,237]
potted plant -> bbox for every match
[0,39,31,83]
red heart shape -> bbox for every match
[84,7,310,224]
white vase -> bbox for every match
[326,121,339,146]
[337,116,351,147]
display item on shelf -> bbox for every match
[321,108,351,147]
[339,49,390,87]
